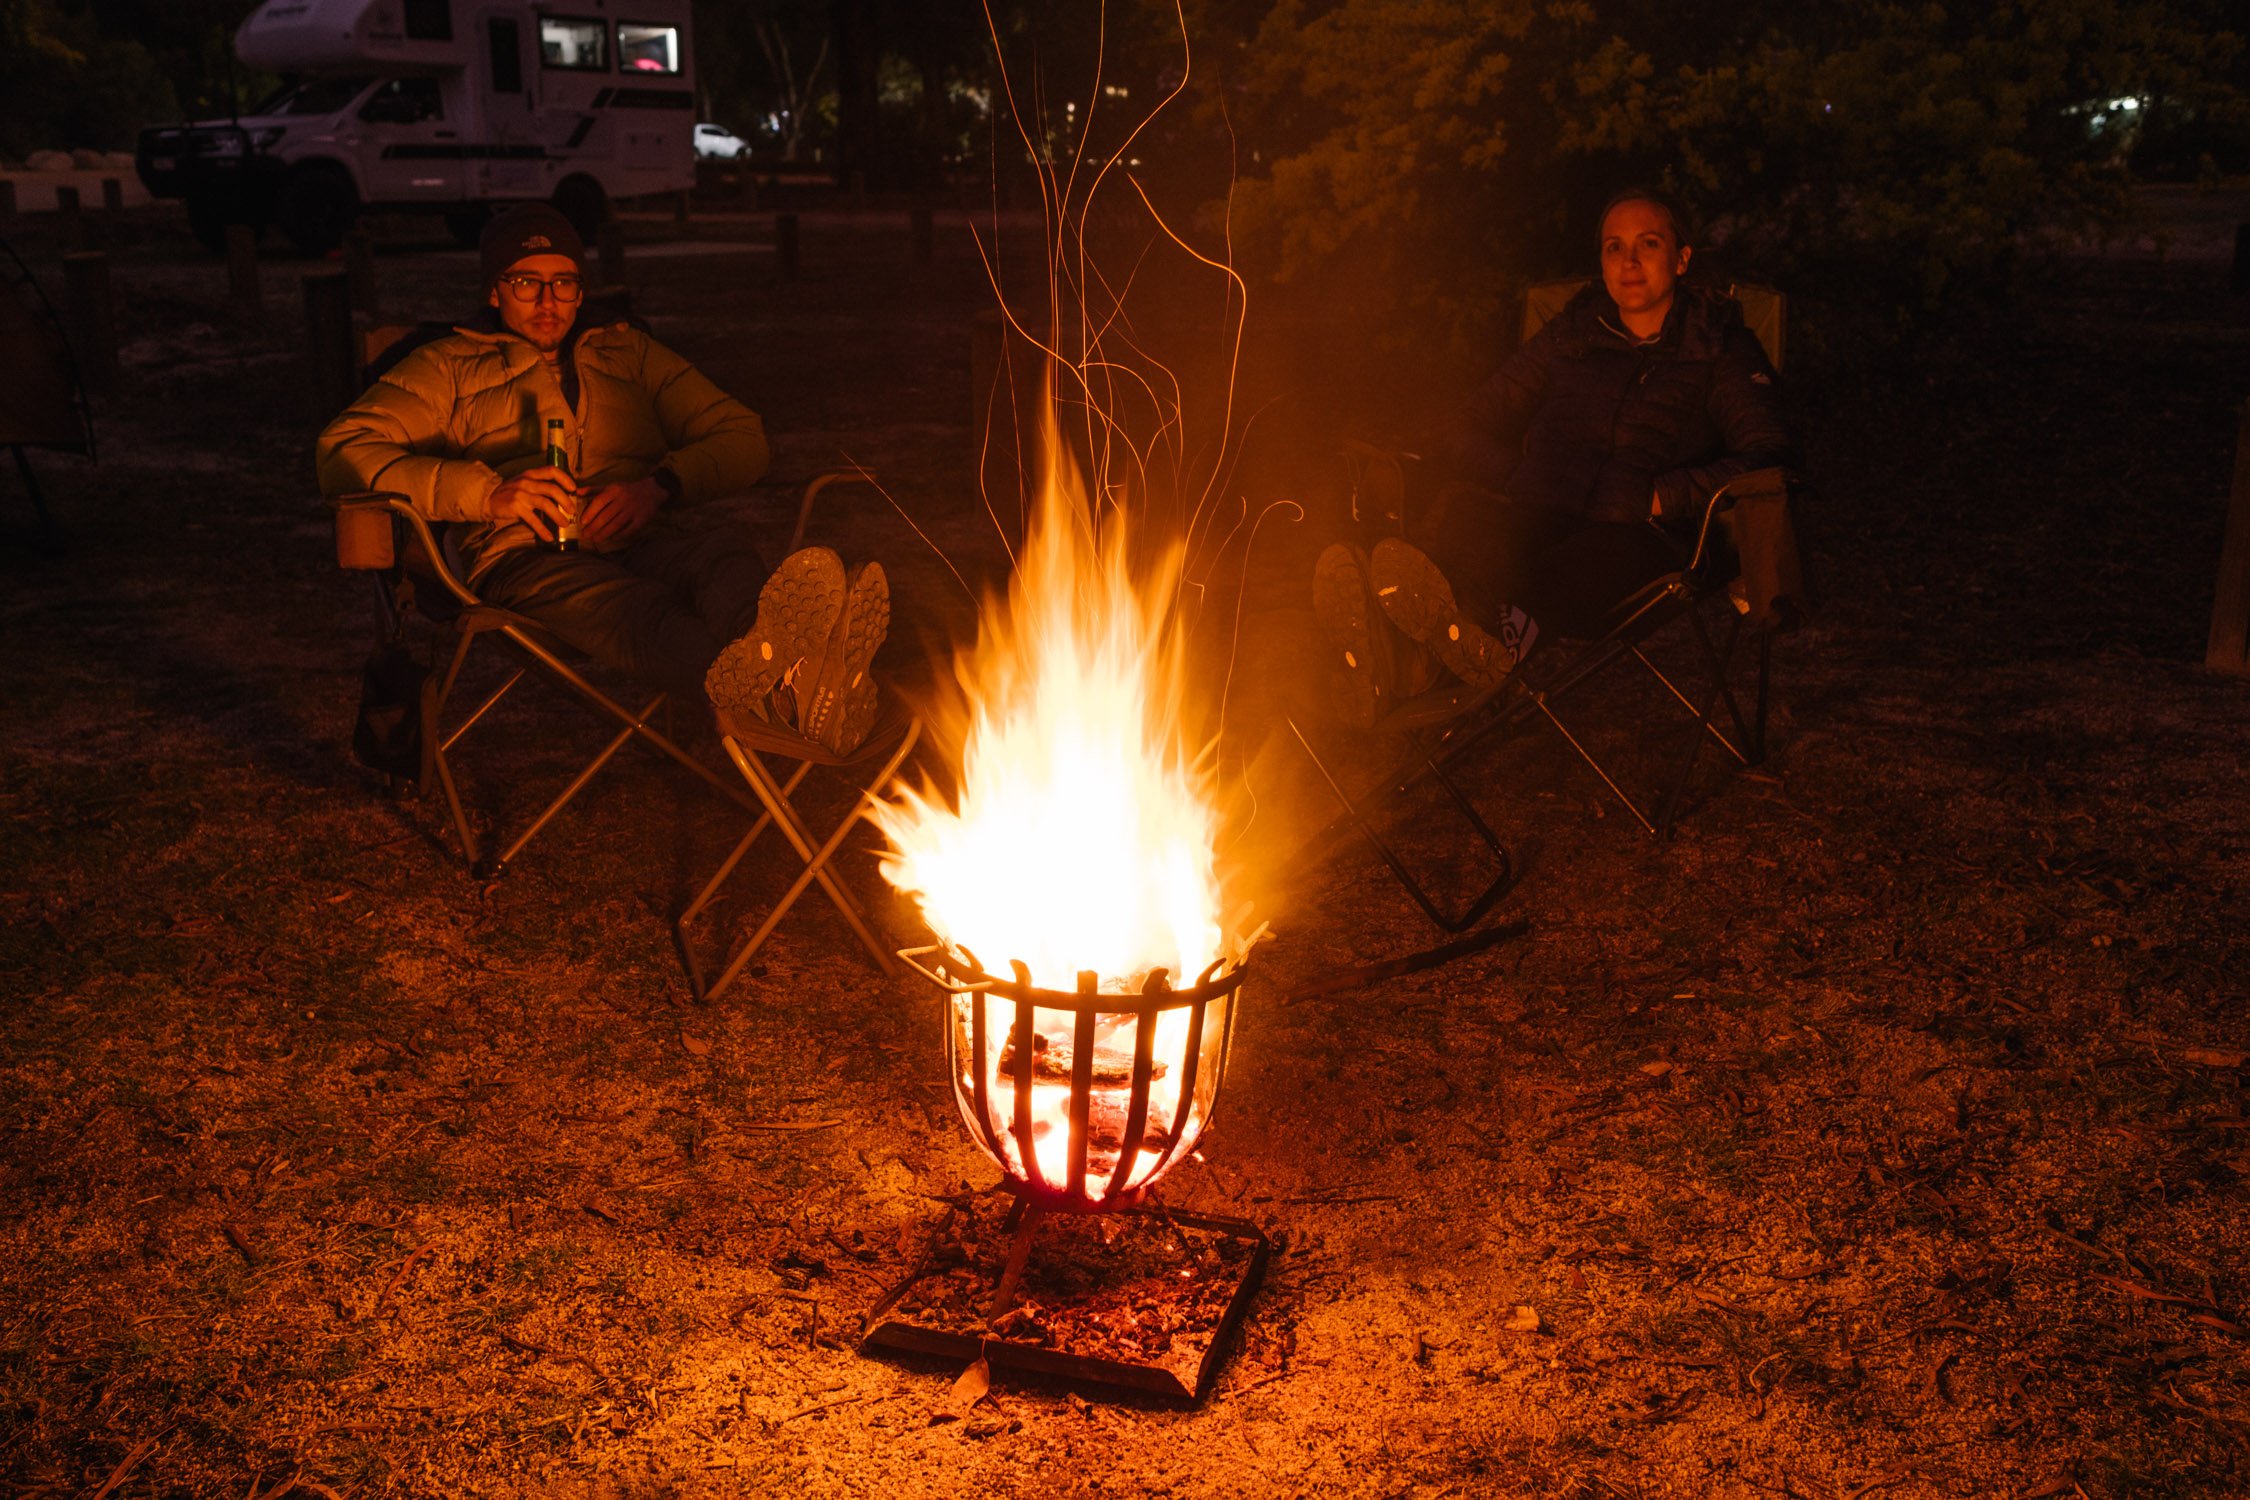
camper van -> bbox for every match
[137,0,696,255]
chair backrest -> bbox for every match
[1521,277,1787,371]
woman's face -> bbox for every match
[1600,199,1692,326]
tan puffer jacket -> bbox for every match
[316,318,768,579]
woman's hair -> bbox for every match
[1598,186,1694,248]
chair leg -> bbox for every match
[481,692,668,879]
[1285,718,1514,933]
[695,723,921,1000]
[1527,692,1659,835]
[673,758,817,1001]
[1752,629,1772,764]
[10,446,56,531]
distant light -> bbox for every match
[1101,85,1129,99]
[2108,96,2143,111]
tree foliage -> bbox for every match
[1189,0,2243,344]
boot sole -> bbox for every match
[1369,538,1520,692]
[706,546,846,724]
[1312,544,1385,730]
[802,562,889,753]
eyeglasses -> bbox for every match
[497,272,585,303]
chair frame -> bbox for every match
[333,491,765,879]
[672,703,922,1002]
[1292,471,1790,932]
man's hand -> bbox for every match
[488,465,579,542]
[578,475,666,548]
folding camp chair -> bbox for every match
[1292,281,1807,929]
[331,488,773,878]
[672,698,921,1001]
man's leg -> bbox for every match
[613,522,769,645]
[476,545,728,700]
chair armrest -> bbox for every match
[328,491,482,610]
[785,469,878,554]
[330,490,412,571]
[1684,467,1797,576]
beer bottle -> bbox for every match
[545,417,580,552]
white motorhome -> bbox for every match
[137,0,696,254]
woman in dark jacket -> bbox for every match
[1316,189,1792,723]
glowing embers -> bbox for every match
[904,944,1243,1209]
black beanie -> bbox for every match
[480,203,586,286]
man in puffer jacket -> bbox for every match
[1313,188,1792,725]
[318,204,885,752]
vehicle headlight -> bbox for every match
[252,127,286,150]
[204,133,246,158]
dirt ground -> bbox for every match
[3,184,2248,1500]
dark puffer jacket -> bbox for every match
[1446,282,1791,526]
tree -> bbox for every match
[1188,0,2243,348]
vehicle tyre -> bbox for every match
[275,161,359,256]
[552,175,609,241]
[444,203,493,247]
[185,190,262,255]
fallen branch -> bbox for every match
[86,1436,157,1500]
[2090,1273,2220,1312]
[371,1243,435,1316]
[494,1329,614,1394]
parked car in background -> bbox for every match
[137,0,697,255]
[693,123,748,161]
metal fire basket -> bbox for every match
[897,943,1245,1213]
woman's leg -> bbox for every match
[1515,521,1687,640]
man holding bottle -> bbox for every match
[317,204,887,753]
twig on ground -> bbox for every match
[371,1242,435,1315]
[86,1435,158,1500]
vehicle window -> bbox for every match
[403,0,451,41]
[618,23,680,73]
[256,77,376,117]
[359,77,443,124]
[540,17,608,71]
[488,18,523,93]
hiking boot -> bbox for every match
[797,561,889,754]
[1311,543,1394,729]
[706,546,846,729]
[1368,537,1536,692]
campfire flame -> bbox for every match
[874,385,1231,1200]
[874,397,1223,995]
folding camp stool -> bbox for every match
[673,697,922,1001]
[1290,468,1800,936]
[332,492,767,878]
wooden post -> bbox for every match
[55,185,84,252]
[774,212,800,280]
[0,179,14,224]
[674,188,692,224]
[911,204,935,265]
[2207,398,2250,671]
[62,252,117,396]
[101,177,124,213]
[598,220,627,289]
[303,269,357,421]
[740,170,759,212]
[343,227,379,319]
[226,223,261,314]
[848,169,867,209]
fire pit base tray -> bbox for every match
[858,1195,1269,1403]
